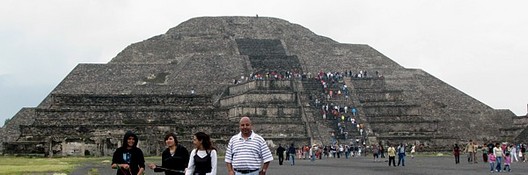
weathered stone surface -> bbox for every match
[1,16,524,156]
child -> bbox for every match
[488,152,496,173]
[504,152,511,172]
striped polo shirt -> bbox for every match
[225,131,273,170]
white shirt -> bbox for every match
[185,149,217,175]
[225,131,273,170]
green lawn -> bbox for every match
[0,156,162,175]
[0,156,105,175]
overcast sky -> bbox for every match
[1,0,527,127]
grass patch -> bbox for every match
[88,168,99,175]
[0,156,219,174]
[0,156,106,174]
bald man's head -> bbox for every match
[239,116,252,137]
[240,116,251,124]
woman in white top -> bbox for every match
[185,132,217,175]
[410,144,416,159]
[493,143,503,172]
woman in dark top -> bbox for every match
[453,144,461,164]
[185,132,217,175]
[149,133,190,175]
[111,131,146,175]
[288,143,296,166]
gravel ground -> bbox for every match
[71,155,528,175]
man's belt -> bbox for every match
[234,168,259,174]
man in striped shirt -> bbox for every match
[225,116,273,175]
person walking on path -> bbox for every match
[288,144,296,166]
[481,145,488,163]
[387,144,396,166]
[309,144,317,162]
[465,140,477,164]
[488,152,496,173]
[397,143,406,166]
[410,144,416,159]
[148,132,190,175]
[521,144,526,162]
[493,143,503,172]
[379,143,385,159]
[453,144,461,164]
[276,144,286,165]
[225,116,273,175]
[511,144,518,162]
[503,152,512,172]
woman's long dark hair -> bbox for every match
[195,132,215,150]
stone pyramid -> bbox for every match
[1,16,521,156]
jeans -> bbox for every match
[489,162,495,171]
[289,154,295,165]
[398,153,405,166]
[495,157,502,171]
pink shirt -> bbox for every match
[488,153,496,162]
[504,155,511,165]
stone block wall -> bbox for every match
[357,90,403,103]
[227,106,300,119]
[236,39,287,56]
[1,108,36,154]
[371,122,438,133]
[248,55,301,71]
[229,81,257,95]
[351,78,386,90]
[362,105,422,116]
[32,109,218,126]
[51,94,212,107]
[220,93,296,107]
[228,80,292,95]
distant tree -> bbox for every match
[4,118,11,126]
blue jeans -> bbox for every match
[289,154,295,165]
[489,162,495,171]
[398,153,405,166]
[495,157,502,171]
